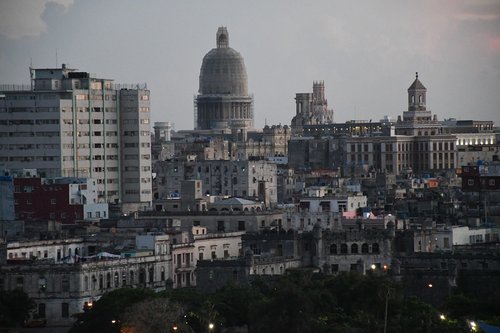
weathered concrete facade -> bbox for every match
[155,159,278,205]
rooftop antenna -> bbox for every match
[29,57,34,91]
[55,48,58,68]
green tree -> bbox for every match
[0,289,35,327]
[70,288,155,333]
[121,298,191,333]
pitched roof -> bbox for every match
[408,72,427,91]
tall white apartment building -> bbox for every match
[0,65,152,213]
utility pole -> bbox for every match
[383,287,390,333]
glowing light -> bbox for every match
[439,314,446,320]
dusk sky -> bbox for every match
[1,0,499,130]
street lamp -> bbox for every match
[469,320,478,332]
[208,322,214,331]
[439,314,446,321]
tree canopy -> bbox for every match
[71,272,498,333]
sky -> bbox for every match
[1,0,499,130]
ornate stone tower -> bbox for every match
[291,81,334,137]
[408,72,427,111]
[195,27,254,133]
[398,72,436,130]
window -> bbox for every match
[351,243,359,254]
[340,244,348,254]
[372,243,380,254]
[61,276,70,292]
[361,243,369,254]
[329,244,337,254]
[38,303,46,318]
[238,221,245,231]
[217,220,225,232]
[16,277,24,289]
[50,198,56,204]
[148,267,154,283]
[61,303,69,318]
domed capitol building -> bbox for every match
[195,27,254,133]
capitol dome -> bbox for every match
[195,27,253,131]
[199,27,248,96]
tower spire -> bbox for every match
[216,27,229,48]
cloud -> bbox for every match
[456,13,500,21]
[489,36,500,52]
[0,0,73,40]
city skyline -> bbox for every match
[1,0,499,130]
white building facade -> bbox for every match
[0,65,152,213]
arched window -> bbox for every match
[84,276,88,291]
[361,243,369,254]
[351,243,359,254]
[139,269,146,284]
[106,273,111,288]
[161,267,165,281]
[91,275,96,290]
[98,274,103,290]
[114,272,119,288]
[149,267,154,283]
[372,243,380,254]
[130,270,135,285]
[411,95,415,104]
[419,95,423,103]
[340,244,348,254]
[329,244,337,254]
